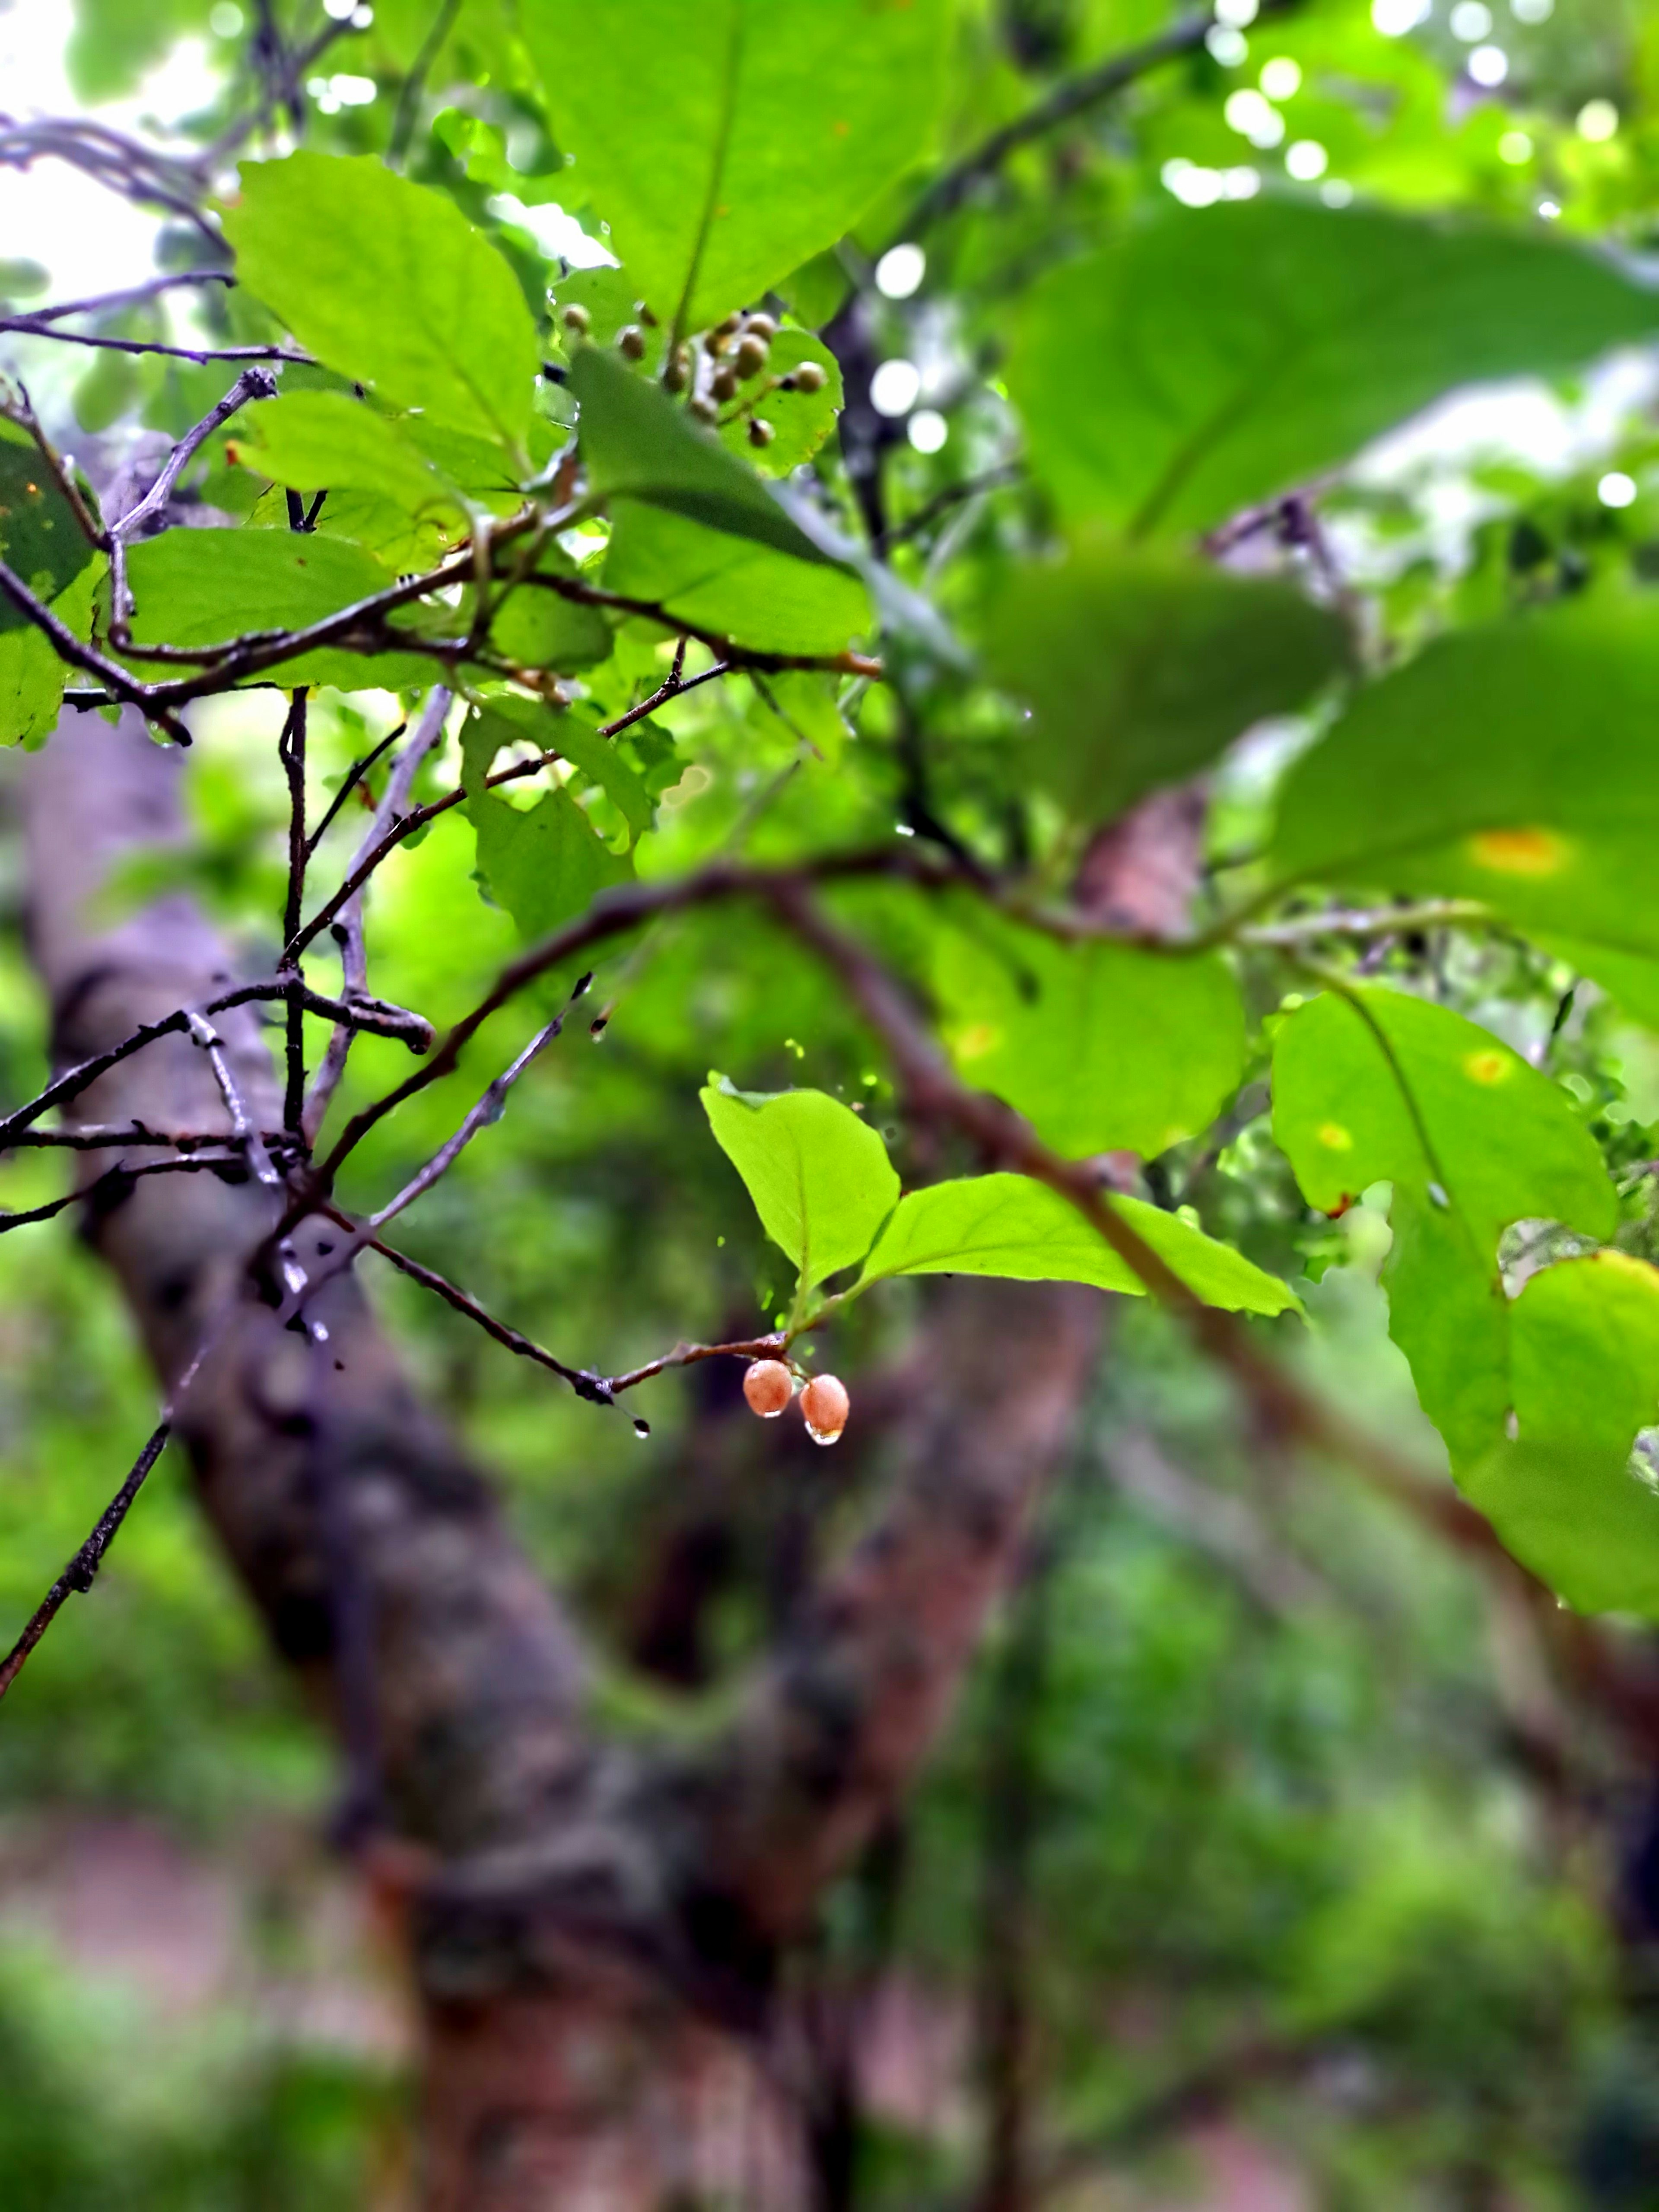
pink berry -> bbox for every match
[744,1360,794,1418]
[800,1373,849,1445]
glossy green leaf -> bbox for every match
[717,331,843,477]
[1271,596,1659,983]
[0,422,96,631]
[1010,203,1659,538]
[984,544,1350,819]
[1273,985,1614,1463]
[224,153,540,449]
[701,1080,899,1292]
[857,1173,1298,1316]
[233,392,465,521]
[936,916,1245,1160]
[122,527,432,690]
[525,0,948,331]
[1464,1253,1659,1615]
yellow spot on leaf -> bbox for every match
[1317,1122,1353,1150]
[1462,1049,1509,1085]
[1593,1249,1659,1286]
[1466,826,1570,877]
[953,1021,1001,1061]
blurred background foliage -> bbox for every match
[10,0,1659,2202]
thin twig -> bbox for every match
[0,976,431,1155]
[6,270,235,328]
[302,687,452,1142]
[361,1230,606,1399]
[363,1221,791,1408]
[0,1421,173,1700]
[2,1123,273,1152]
[894,9,1226,247]
[274,976,591,1337]
[282,666,718,967]
[0,323,310,366]
[0,1152,248,1236]
[388,0,463,166]
[877,464,1023,553]
[279,692,308,1134]
[110,365,279,642]
[302,719,405,861]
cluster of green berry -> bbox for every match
[561,299,826,450]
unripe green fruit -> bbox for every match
[734,334,769,379]
[801,1373,849,1445]
[562,304,591,335]
[748,417,775,448]
[617,324,645,361]
[743,1359,793,1418]
[792,361,827,395]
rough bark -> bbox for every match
[18,707,1111,2207]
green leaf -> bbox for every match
[1009,203,1659,539]
[122,528,432,691]
[984,543,1350,820]
[223,153,540,451]
[525,0,948,331]
[701,1080,900,1292]
[574,350,867,667]
[467,779,630,940]
[1272,985,1615,1463]
[856,1173,1298,1316]
[1270,596,1659,984]
[468,698,651,843]
[755,670,851,764]
[1464,1253,1659,1615]
[0,620,64,746]
[935,916,1245,1160]
[571,345,849,567]
[604,503,870,658]
[233,392,467,522]
[717,332,843,477]
[487,560,615,676]
[0,422,97,632]
[460,704,635,921]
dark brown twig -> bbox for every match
[279,692,308,1134]
[0,976,431,1156]
[0,1421,173,1701]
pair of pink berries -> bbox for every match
[743,1360,849,1445]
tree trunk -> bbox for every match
[17,707,1108,2207]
